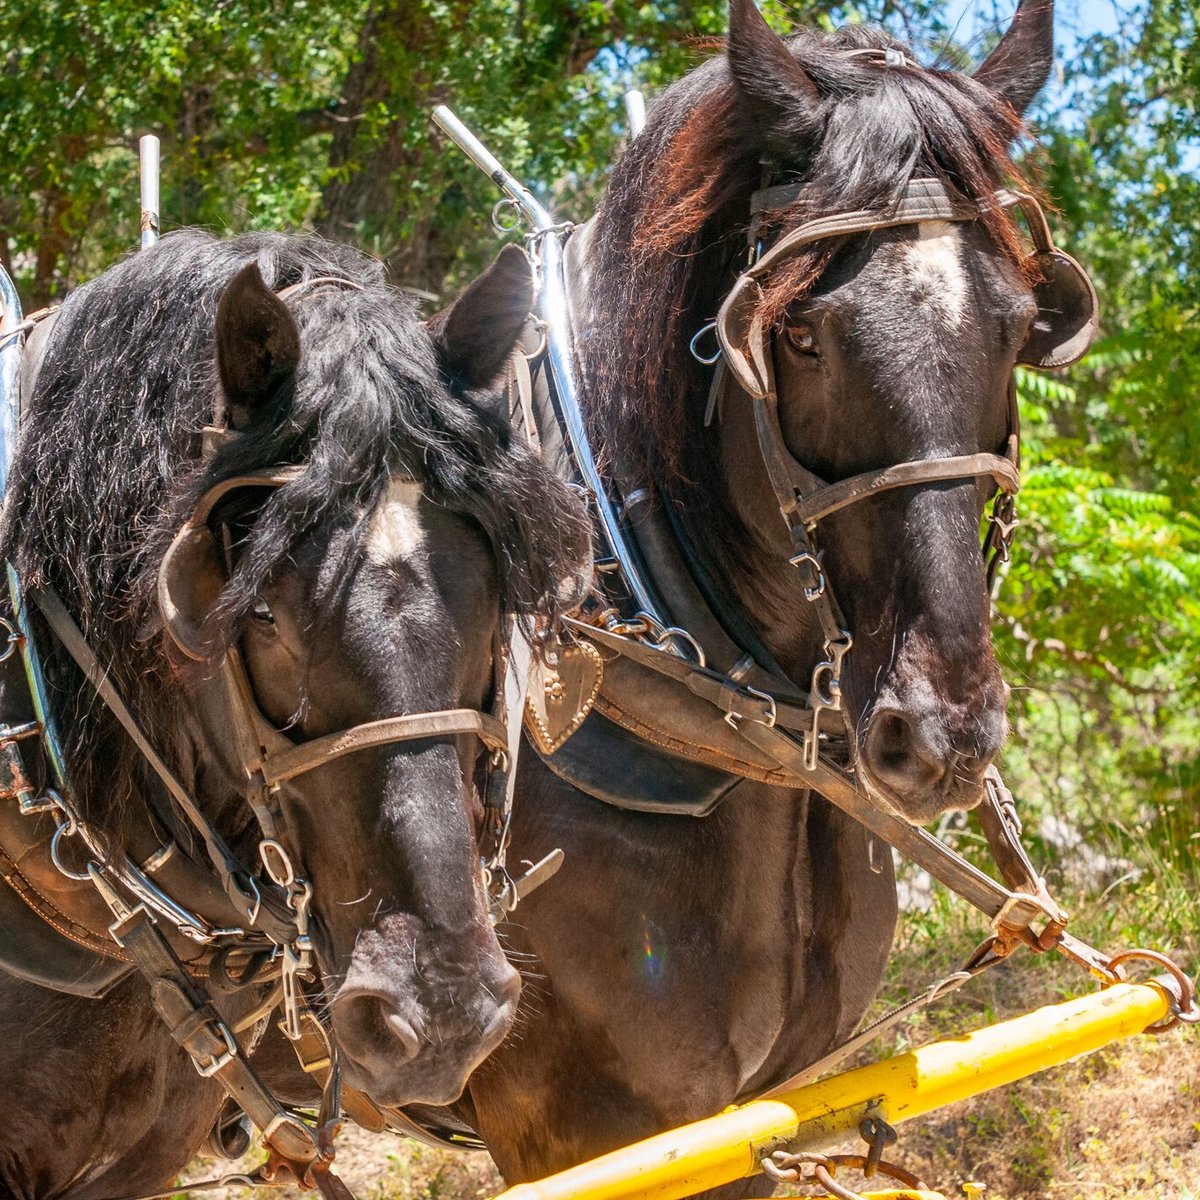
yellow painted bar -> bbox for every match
[497,981,1172,1200]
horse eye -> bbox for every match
[251,598,276,626]
[784,322,818,355]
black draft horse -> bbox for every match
[460,0,1067,1185]
[0,233,587,1196]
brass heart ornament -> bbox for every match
[524,639,603,755]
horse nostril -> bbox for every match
[333,991,421,1070]
[862,707,944,796]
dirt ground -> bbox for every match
[186,1019,1198,1200]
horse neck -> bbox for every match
[572,228,824,686]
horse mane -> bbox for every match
[2,229,588,844]
[582,23,1037,497]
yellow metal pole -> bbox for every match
[497,981,1173,1200]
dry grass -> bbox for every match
[182,1129,503,1200]
[890,1032,1200,1199]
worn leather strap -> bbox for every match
[109,902,330,1176]
[566,617,812,732]
[577,617,1065,937]
[794,449,1020,529]
[261,710,509,786]
[29,585,276,933]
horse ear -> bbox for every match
[974,0,1055,118]
[426,244,534,390]
[215,261,301,429]
[727,0,820,149]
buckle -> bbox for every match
[990,888,1061,939]
[193,1018,239,1077]
[724,686,777,730]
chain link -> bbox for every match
[761,1149,930,1199]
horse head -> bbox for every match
[11,234,588,1110]
[582,0,1094,826]
[716,0,1094,823]
[188,244,589,1106]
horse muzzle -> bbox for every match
[853,677,1009,824]
[330,952,521,1107]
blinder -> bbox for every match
[715,177,1098,398]
[159,467,303,661]
[1012,198,1098,370]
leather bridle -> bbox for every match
[515,168,1108,971]
[705,176,1097,764]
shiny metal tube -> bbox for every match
[431,106,671,633]
[625,90,647,137]
[0,265,24,499]
[139,135,160,248]
[0,268,71,788]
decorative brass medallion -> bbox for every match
[525,638,603,755]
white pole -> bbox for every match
[624,89,646,138]
[139,135,160,249]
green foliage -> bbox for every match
[0,0,363,299]
[988,0,1200,946]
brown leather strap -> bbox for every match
[261,709,509,785]
[735,720,1065,934]
[720,180,1028,400]
[794,450,1020,529]
[576,616,1066,939]
[567,617,811,733]
[30,586,260,921]
[109,901,334,1180]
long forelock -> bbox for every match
[1,228,588,845]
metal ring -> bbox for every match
[830,1153,928,1190]
[812,1163,866,1200]
[0,617,20,663]
[689,321,722,365]
[523,318,548,361]
[491,198,523,234]
[810,660,841,708]
[651,625,707,669]
[1107,948,1200,1031]
[259,838,295,888]
[50,821,93,881]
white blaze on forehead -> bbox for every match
[904,221,967,330]
[366,479,426,564]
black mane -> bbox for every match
[582,23,1033,492]
[3,230,588,840]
